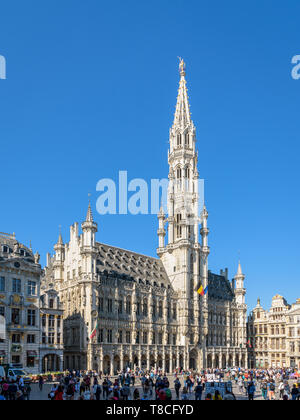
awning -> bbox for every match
[27,350,38,357]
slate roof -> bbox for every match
[208,271,234,302]
[96,242,171,288]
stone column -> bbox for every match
[120,349,124,372]
[110,356,114,376]
[146,350,150,371]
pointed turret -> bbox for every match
[157,202,166,252]
[81,200,98,248]
[86,201,94,223]
[53,228,65,281]
[234,260,246,306]
[236,261,243,277]
[173,58,192,130]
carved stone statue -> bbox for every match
[34,252,40,264]
[13,242,19,254]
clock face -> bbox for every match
[14,262,21,268]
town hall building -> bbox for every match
[42,60,248,373]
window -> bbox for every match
[0,277,5,292]
[27,356,35,368]
[27,335,35,344]
[118,300,123,315]
[49,333,55,344]
[42,333,46,344]
[12,334,21,343]
[42,315,46,327]
[159,302,163,318]
[49,299,54,309]
[136,302,141,316]
[126,298,131,315]
[99,297,104,312]
[143,332,148,344]
[158,332,163,345]
[12,356,20,365]
[142,300,148,317]
[0,307,4,317]
[12,279,21,294]
[12,308,20,325]
[49,315,55,329]
[173,334,177,346]
[173,305,177,320]
[27,281,36,296]
[118,330,123,344]
[57,333,61,344]
[57,316,61,329]
[152,333,156,345]
[27,310,36,327]
[136,331,140,344]
[126,331,131,344]
[107,299,113,313]
[98,329,104,344]
[107,329,113,343]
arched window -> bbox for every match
[158,301,163,318]
[126,297,131,315]
[176,168,182,179]
[142,299,148,317]
[176,214,182,238]
[184,133,189,147]
[177,134,182,147]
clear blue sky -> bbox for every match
[0,0,299,311]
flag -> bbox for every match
[247,339,252,348]
[197,285,205,296]
[90,320,99,341]
[197,285,208,296]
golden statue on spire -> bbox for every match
[178,57,186,76]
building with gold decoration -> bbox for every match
[248,295,300,369]
[0,233,41,373]
[39,283,64,372]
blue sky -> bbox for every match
[0,0,299,311]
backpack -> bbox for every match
[269,383,275,391]
[165,389,172,399]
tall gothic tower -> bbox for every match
[157,59,209,355]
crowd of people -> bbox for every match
[0,367,299,401]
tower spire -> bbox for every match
[86,201,94,223]
[86,194,94,223]
[173,58,192,130]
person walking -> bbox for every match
[174,378,181,400]
[291,384,299,401]
[247,382,256,401]
[38,376,44,392]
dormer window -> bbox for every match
[2,246,8,253]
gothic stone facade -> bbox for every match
[42,61,248,373]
